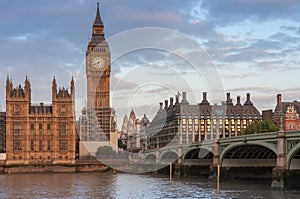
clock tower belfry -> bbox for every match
[80,2,116,144]
[86,2,111,109]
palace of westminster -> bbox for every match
[0,3,300,164]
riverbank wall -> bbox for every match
[0,160,110,174]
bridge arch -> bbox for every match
[144,153,157,163]
[160,151,178,164]
[287,142,300,170]
[183,147,214,166]
[220,143,277,167]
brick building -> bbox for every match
[272,94,300,131]
[5,76,76,165]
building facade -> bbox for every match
[0,112,5,153]
[148,92,261,149]
[120,110,150,152]
[272,94,300,131]
[5,76,76,165]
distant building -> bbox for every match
[120,110,150,152]
[5,76,76,165]
[147,92,261,149]
[272,94,300,131]
[0,112,5,153]
[262,109,273,121]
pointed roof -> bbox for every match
[94,2,103,26]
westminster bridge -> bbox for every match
[143,130,300,190]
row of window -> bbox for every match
[181,114,259,119]
[12,155,69,161]
[13,123,68,135]
[93,47,107,53]
[13,140,68,151]
[182,119,252,125]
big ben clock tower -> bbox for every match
[82,2,115,142]
[86,2,110,109]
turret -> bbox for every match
[52,76,57,100]
[6,75,12,99]
[71,76,75,99]
[24,76,31,102]
[130,109,136,121]
[6,77,27,100]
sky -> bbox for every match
[0,0,300,127]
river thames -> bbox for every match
[0,172,299,198]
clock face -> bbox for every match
[93,57,105,69]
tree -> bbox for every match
[118,139,127,150]
[96,146,117,159]
[240,119,279,135]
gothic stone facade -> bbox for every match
[6,77,76,165]
[121,110,150,152]
[0,112,5,153]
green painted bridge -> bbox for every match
[143,130,300,190]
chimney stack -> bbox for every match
[200,92,209,105]
[226,92,231,102]
[237,96,241,105]
[247,93,250,101]
[244,93,253,105]
[175,95,179,104]
[183,92,187,101]
[159,102,163,110]
[164,100,168,109]
[277,94,282,105]
[170,97,174,106]
[181,91,189,104]
[203,92,207,102]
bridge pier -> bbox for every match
[155,150,160,164]
[174,163,185,177]
[271,131,288,191]
[174,148,185,177]
[209,140,220,180]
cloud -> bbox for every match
[229,86,280,94]
[200,0,300,25]
[222,72,259,79]
[1,0,300,126]
[111,76,138,91]
[280,25,298,33]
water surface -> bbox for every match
[0,173,298,198]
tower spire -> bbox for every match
[94,2,103,26]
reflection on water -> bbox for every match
[0,173,299,198]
